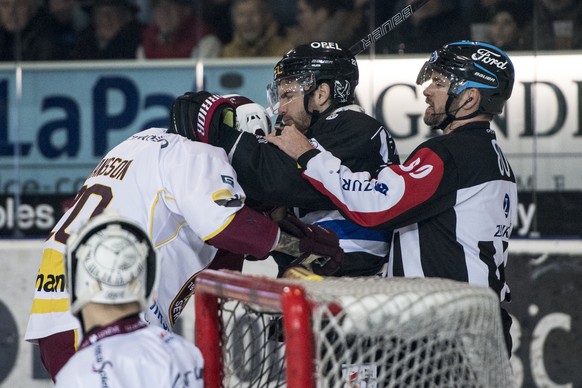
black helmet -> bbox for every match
[267,41,359,113]
[416,41,514,115]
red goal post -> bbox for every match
[195,269,316,388]
[194,269,515,387]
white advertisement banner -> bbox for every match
[0,54,580,193]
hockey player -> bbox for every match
[172,41,400,277]
[25,96,343,380]
[267,41,518,355]
[54,213,204,387]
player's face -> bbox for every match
[422,71,451,128]
[274,79,312,133]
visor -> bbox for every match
[266,72,316,115]
[416,61,467,96]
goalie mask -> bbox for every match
[416,41,514,117]
[267,41,359,115]
[65,212,158,316]
[224,94,272,136]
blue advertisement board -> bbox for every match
[0,60,274,194]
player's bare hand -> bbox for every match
[266,125,314,160]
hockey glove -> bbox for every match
[168,91,235,145]
[274,215,343,276]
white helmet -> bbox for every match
[65,212,158,316]
[224,94,272,136]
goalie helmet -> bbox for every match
[416,41,514,115]
[65,212,158,316]
[267,41,359,113]
[224,94,272,136]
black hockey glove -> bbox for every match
[274,215,343,276]
[168,91,235,145]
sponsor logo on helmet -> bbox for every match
[429,51,439,63]
[310,41,342,50]
[471,48,509,69]
[473,71,496,84]
[334,80,351,102]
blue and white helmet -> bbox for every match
[416,41,515,115]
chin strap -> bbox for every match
[433,95,482,130]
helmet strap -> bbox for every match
[433,95,481,130]
[433,95,456,130]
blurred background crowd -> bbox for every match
[0,0,580,62]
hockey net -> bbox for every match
[194,269,515,388]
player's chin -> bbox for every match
[423,112,440,127]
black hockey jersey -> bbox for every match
[216,105,400,276]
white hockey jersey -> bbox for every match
[54,315,204,388]
[26,128,248,344]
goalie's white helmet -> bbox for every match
[65,212,158,316]
[224,94,272,136]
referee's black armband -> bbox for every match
[297,149,321,170]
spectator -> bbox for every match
[46,0,89,59]
[70,0,144,60]
[138,0,221,59]
[487,2,531,51]
[286,0,368,48]
[0,0,65,61]
[530,0,582,50]
[459,0,502,24]
[201,0,232,44]
[221,0,293,58]
[267,0,296,30]
[375,0,470,54]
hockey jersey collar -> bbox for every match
[79,314,147,350]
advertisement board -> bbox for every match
[1,241,580,388]
[1,54,581,195]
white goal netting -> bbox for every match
[195,271,515,388]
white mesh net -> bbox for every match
[201,274,515,388]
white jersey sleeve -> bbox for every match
[54,324,204,388]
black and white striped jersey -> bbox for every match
[300,121,517,303]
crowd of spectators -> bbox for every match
[0,0,580,63]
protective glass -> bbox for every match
[266,72,316,115]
